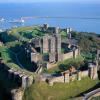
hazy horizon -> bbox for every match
[0,0,99,4]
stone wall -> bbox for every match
[49,76,64,84]
[49,71,69,86]
[11,88,24,100]
[81,70,89,78]
[46,62,57,69]
[62,51,73,60]
[7,69,33,89]
[47,62,98,86]
[31,53,42,63]
[62,48,79,60]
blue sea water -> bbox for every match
[0,2,100,33]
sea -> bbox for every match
[0,2,100,34]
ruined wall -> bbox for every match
[81,70,89,78]
[8,69,33,89]
[70,74,77,82]
[46,62,57,69]
[11,88,24,100]
[49,73,69,86]
[31,53,42,63]
[49,76,64,83]
[47,69,92,86]
[62,48,79,60]
[62,51,73,60]
[74,48,79,58]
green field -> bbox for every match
[23,77,100,100]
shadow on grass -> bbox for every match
[17,50,37,72]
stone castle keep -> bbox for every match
[1,24,99,86]
[25,24,80,69]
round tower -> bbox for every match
[88,63,98,80]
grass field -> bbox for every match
[23,77,100,100]
[0,46,17,63]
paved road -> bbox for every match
[83,88,100,100]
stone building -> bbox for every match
[42,34,62,62]
[24,26,80,70]
[88,63,98,80]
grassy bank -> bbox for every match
[23,77,100,100]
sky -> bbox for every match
[0,0,99,3]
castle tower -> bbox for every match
[66,28,72,34]
[67,33,72,39]
[48,36,56,63]
[55,34,62,61]
[66,28,70,34]
[66,28,72,39]
[69,28,72,32]
[88,63,98,80]
[43,34,49,53]
[73,47,76,59]
[55,27,59,34]
[77,71,81,81]
[55,34,61,53]
[62,70,70,83]
[49,36,56,53]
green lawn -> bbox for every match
[23,77,100,100]
[0,46,17,63]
